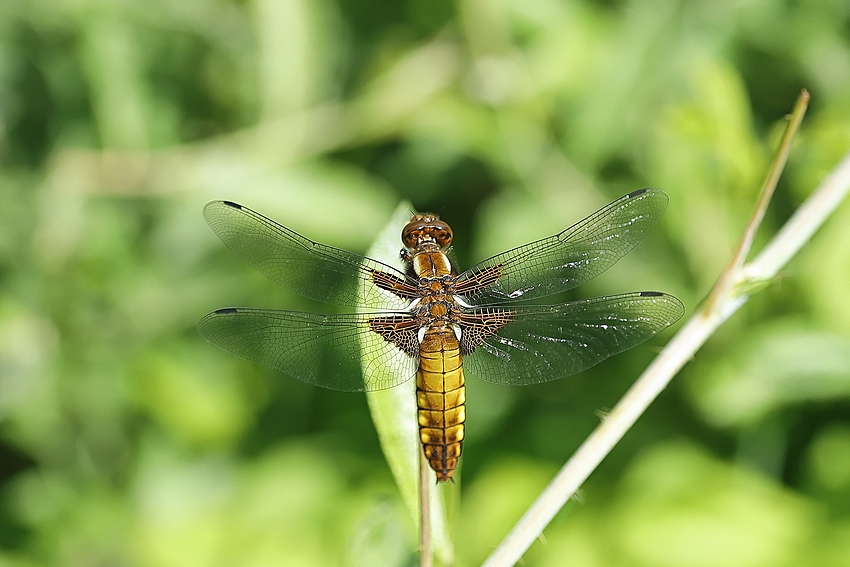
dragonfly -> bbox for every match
[198,189,684,482]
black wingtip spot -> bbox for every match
[214,307,240,314]
[222,200,242,209]
[640,291,663,297]
[627,188,648,198]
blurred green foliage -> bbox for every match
[1,0,850,565]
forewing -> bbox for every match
[456,189,669,304]
[462,292,684,385]
[197,308,418,392]
[203,201,417,310]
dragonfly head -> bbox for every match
[402,213,453,250]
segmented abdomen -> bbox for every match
[416,325,466,482]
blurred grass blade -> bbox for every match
[360,202,454,563]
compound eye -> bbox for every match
[402,215,453,248]
[433,224,453,247]
[401,221,424,248]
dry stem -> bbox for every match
[482,90,850,567]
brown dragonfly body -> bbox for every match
[405,215,468,481]
[198,190,684,483]
[371,214,513,480]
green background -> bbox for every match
[2,0,850,565]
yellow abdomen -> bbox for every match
[416,325,466,482]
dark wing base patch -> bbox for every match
[368,315,421,358]
[458,309,514,355]
[370,269,420,300]
[454,264,504,297]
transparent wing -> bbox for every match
[203,201,417,311]
[197,308,418,392]
[462,292,684,385]
[456,189,669,305]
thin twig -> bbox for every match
[744,149,850,281]
[482,90,850,567]
[706,89,810,311]
[420,447,433,567]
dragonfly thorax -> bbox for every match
[413,282,462,323]
[411,250,453,279]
